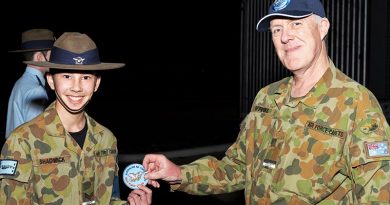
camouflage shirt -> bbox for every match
[174,60,390,204]
[0,102,127,205]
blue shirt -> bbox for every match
[6,67,48,138]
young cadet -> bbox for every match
[0,32,152,205]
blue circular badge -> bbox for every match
[122,163,148,189]
[272,0,290,12]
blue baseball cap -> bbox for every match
[256,0,326,32]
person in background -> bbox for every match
[142,0,390,204]
[6,28,55,138]
[0,32,152,205]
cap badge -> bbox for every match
[73,57,85,65]
[272,0,291,12]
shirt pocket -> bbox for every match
[32,155,72,204]
[93,149,117,201]
[94,148,117,169]
[251,110,280,169]
[250,111,279,184]
[273,122,347,203]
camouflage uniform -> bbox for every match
[0,102,127,205]
[173,60,390,204]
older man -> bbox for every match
[142,0,390,204]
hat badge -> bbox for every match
[272,0,291,11]
[73,57,85,65]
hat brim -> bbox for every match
[256,11,313,32]
[23,61,125,70]
[8,47,52,53]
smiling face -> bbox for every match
[270,15,329,73]
[47,70,101,114]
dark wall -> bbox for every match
[368,0,390,101]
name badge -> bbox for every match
[262,159,276,169]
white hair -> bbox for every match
[312,14,325,26]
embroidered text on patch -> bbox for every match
[254,105,272,114]
[40,157,65,165]
[95,149,117,157]
[365,141,390,158]
[0,160,18,175]
[305,121,346,138]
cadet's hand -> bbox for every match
[143,154,182,186]
[127,185,152,205]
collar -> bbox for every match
[273,60,337,109]
[42,101,104,154]
[26,66,46,85]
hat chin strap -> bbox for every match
[55,90,89,114]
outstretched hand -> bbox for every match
[143,154,182,187]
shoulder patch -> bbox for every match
[360,119,379,134]
[0,160,18,175]
[365,141,390,158]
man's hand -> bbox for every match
[143,154,182,187]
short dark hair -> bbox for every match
[22,50,50,61]
[49,68,100,77]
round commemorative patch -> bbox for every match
[123,163,148,189]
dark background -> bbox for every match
[1,0,245,204]
[2,1,390,204]
[1,1,243,152]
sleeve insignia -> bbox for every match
[359,119,379,134]
[365,141,390,158]
[0,160,18,175]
